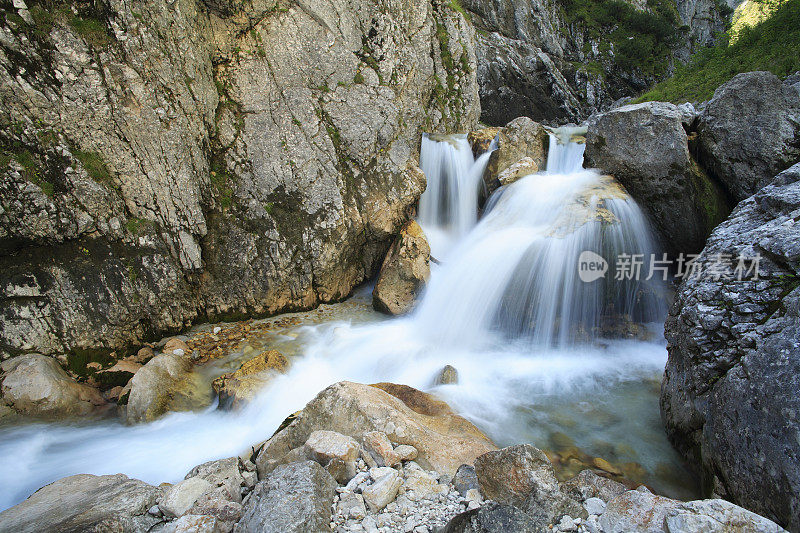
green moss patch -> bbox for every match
[74,149,114,186]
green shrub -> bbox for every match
[637,0,799,103]
[558,0,681,78]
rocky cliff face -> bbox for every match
[464,0,735,126]
[674,0,732,61]
[661,163,800,530]
[0,0,479,365]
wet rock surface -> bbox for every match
[373,221,431,316]
[212,350,288,409]
[585,101,731,254]
[662,163,800,530]
[126,353,210,423]
[482,117,549,199]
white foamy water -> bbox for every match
[0,131,694,512]
[417,133,495,258]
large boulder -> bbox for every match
[126,353,210,423]
[0,473,162,533]
[0,0,478,368]
[585,101,731,254]
[697,71,800,202]
[662,163,800,529]
[600,487,787,533]
[256,381,496,480]
[372,221,431,315]
[473,444,584,529]
[482,117,548,198]
[0,354,105,417]
[212,350,288,409]
[234,461,336,533]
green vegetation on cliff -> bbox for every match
[637,0,799,103]
[559,0,682,78]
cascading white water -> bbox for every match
[415,132,664,348]
[0,130,694,513]
[417,133,495,257]
[545,127,587,175]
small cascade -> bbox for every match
[417,133,496,256]
[545,126,587,175]
[414,129,664,347]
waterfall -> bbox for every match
[0,129,687,513]
[414,130,664,347]
[417,134,496,257]
[546,126,587,175]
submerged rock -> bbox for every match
[662,163,800,530]
[697,71,800,202]
[585,101,731,254]
[212,350,288,409]
[372,221,431,315]
[126,353,210,423]
[255,381,496,480]
[234,461,336,533]
[0,473,162,533]
[0,354,106,418]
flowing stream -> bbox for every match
[0,131,698,511]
